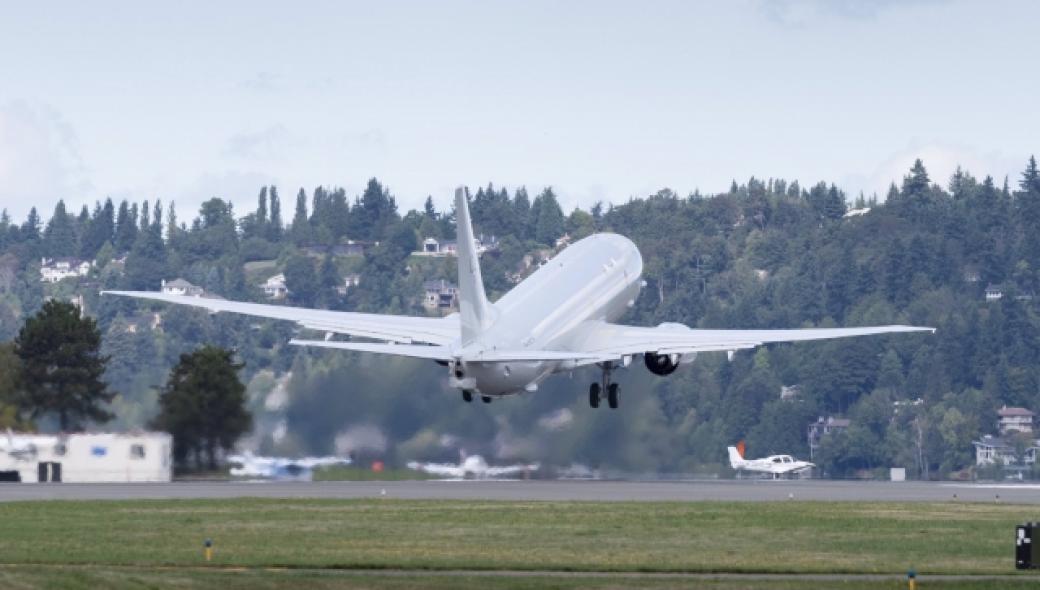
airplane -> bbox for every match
[103,186,934,409]
[227,451,351,481]
[406,453,538,479]
[727,442,814,479]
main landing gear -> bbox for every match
[461,390,492,404]
[589,362,620,409]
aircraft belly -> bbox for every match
[466,360,555,396]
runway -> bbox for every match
[2,479,1039,503]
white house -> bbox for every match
[0,432,172,483]
[973,434,1040,468]
[161,278,204,296]
[413,236,495,257]
[40,257,92,283]
[985,284,1003,301]
[261,273,288,299]
[998,406,1034,435]
[336,273,361,296]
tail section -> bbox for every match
[727,445,746,469]
[454,187,493,345]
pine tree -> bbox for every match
[533,187,565,245]
[42,201,78,257]
[15,300,114,430]
[152,346,251,469]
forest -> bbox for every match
[1,156,1039,479]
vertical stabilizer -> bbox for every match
[454,187,493,345]
[727,446,746,469]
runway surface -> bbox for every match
[2,479,1040,503]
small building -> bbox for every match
[413,236,495,257]
[0,432,172,483]
[423,279,458,310]
[973,434,1040,469]
[998,406,1034,435]
[808,417,851,459]
[261,273,288,299]
[985,284,1003,301]
[40,257,92,283]
[336,273,361,296]
[779,385,801,402]
[161,278,204,297]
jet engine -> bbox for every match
[644,352,680,376]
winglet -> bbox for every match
[455,186,493,345]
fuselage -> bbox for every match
[453,233,644,396]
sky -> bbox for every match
[0,0,1037,222]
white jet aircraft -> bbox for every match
[104,187,933,409]
[407,454,538,480]
[728,443,814,478]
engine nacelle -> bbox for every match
[644,352,680,376]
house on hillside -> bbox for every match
[40,257,92,283]
[808,417,851,460]
[336,273,361,296]
[973,435,1040,470]
[423,279,458,310]
[261,273,288,299]
[998,406,1034,435]
[985,284,1003,301]
[160,278,203,296]
[413,236,496,257]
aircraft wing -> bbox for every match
[289,339,603,363]
[407,461,464,478]
[102,290,459,345]
[484,463,539,477]
[573,321,934,362]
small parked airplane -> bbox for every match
[105,187,933,409]
[728,442,814,478]
[227,451,351,481]
[407,454,538,480]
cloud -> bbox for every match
[756,0,952,25]
[842,141,1025,199]
[237,71,283,94]
[175,170,277,219]
[223,124,292,162]
[0,101,91,219]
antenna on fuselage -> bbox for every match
[454,186,493,345]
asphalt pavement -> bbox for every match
[1,478,1039,503]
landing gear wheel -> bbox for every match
[607,383,619,409]
[481,395,492,403]
[462,390,473,403]
[589,383,601,408]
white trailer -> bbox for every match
[0,432,172,483]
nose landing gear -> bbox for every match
[588,362,620,409]
[462,390,473,403]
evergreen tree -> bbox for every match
[42,201,78,257]
[532,187,565,245]
[14,300,114,430]
[268,186,283,240]
[114,200,137,252]
[284,254,319,307]
[290,188,312,246]
[152,346,251,469]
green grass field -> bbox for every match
[0,499,1036,588]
